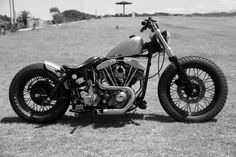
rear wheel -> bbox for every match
[158,56,228,122]
[9,63,69,123]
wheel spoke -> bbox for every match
[187,103,192,115]
[180,103,188,111]
[173,98,181,106]
[176,99,181,107]
[25,97,32,105]
[197,102,205,110]
[196,70,204,78]
[193,68,196,76]
[202,97,211,107]
[202,74,210,82]
[170,92,176,96]
[202,72,208,81]
[170,88,177,92]
[195,69,201,77]
[205,96,214,99]
[194,103,199,112]
[41,105,45,112]
[205,84,214,90]
[206,90,215,95]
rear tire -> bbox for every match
[158,56,228,122]
[9,63,69,123]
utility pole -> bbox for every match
[9,0,13,24]
[12,0,16,23]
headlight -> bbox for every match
[161,31,171,44]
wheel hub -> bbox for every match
[177,76,206,103]
[30,81,53,105]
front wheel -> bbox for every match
[158,56,228,122]
[9,63,69,123]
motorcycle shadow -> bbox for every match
[1,113,217,134]
[0,113,174,126]
[60,113,176,130]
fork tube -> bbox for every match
[155,29,175,57]
[167,53,192,86]
[155,30,193,88]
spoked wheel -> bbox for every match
[158,56,228,122]
[9,63,69,123]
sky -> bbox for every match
[0,0,236,20]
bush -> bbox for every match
[62,10,94,22]
[52,14,64,24]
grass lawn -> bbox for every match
[0,17,236,157]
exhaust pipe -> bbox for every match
[96,80,135,115]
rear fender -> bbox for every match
[44,61,65,77]
[44,61,69,90]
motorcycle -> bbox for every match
[9,17,228,123]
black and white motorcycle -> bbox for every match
[9,17,228,123]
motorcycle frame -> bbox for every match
[44,19,193,110]
[129,26,192,105]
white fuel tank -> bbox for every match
[106,36,144,58]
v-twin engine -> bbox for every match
[94,58,145,114]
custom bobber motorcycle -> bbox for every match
[9,17,228,123]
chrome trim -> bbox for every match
[124,59,145,71]
[96,80,135,115]
[44,61,63,76]
[155,29,175,57]
[97,59,116,70]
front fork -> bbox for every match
[155,29,194,92]
[168,56,193,92]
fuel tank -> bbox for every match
[106,36,144,58]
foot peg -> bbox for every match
[69,104,84,113]
[138,100,147,110]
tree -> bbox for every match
[62,9,94,22]
[50,7,60,14]
[17,10,30,28]
[50,7,64,24]
[0,15,10,22]
[0,19,6,35]
[52,14,64,24]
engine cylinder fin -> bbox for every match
[104,68,116,86]
[124,66,133,85]
[109,65,118,86]
[125,68,138,86]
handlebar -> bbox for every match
[140,17,159,32]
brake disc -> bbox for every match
[177,76,206,104]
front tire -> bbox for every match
[158,56,228,122]
[9,63,69,123]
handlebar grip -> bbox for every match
[140,26,146,32]
[141,21,147,26]
[140,20,149,32]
